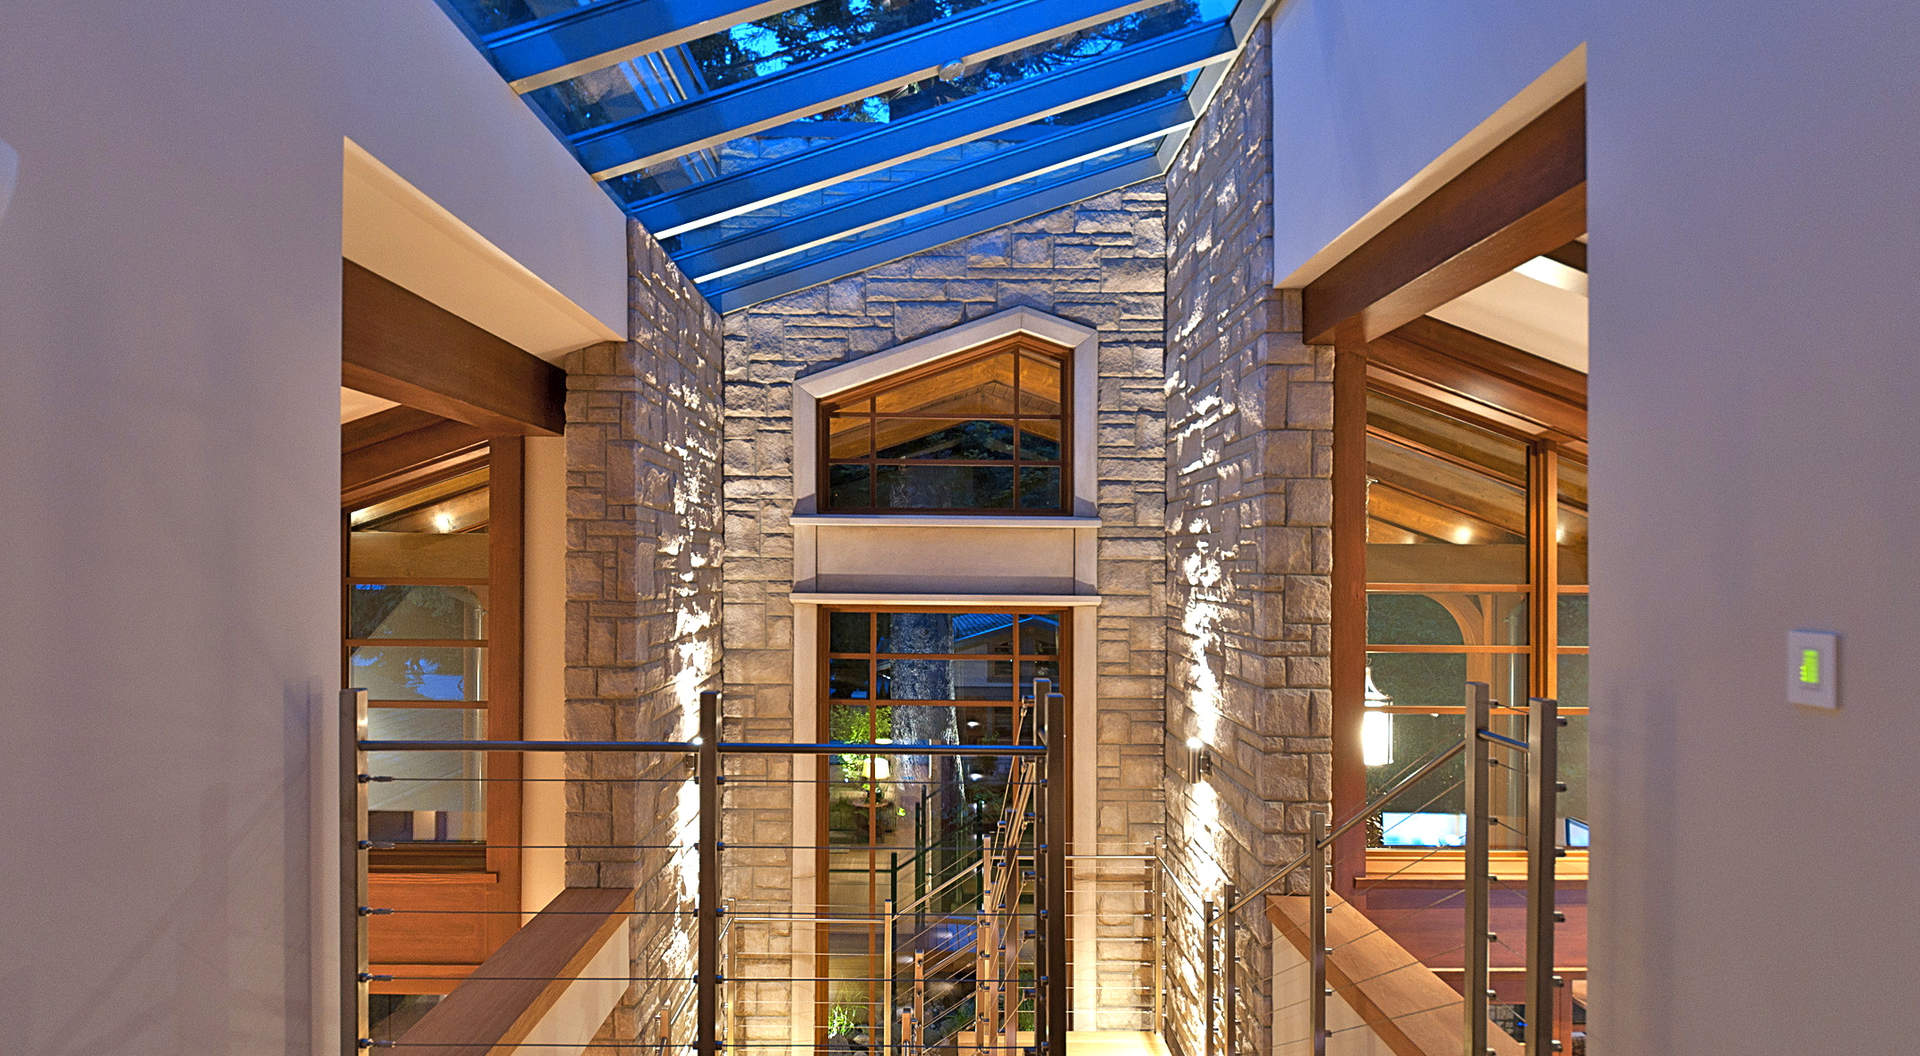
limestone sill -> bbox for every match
[790,514,1101,529]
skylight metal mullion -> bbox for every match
[628,19,1234,237]
[573,0,1169,181]
[674,97,1195,284]
[706,152,1163,312]
[485,0,817,94]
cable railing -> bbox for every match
[341,684,1071,1056]
[1175,682,1567,1056]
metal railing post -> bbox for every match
[1526,697,1562,1056]
[1464,682,1492,1056]
[341,689,369,1055]
[884,897,896,1056]
[1203,898,1216,1056]
[725,899,739,1056]
[976,831,991,1055]
[1151,836,1165,1039]
[697,690,720,1056]
[1308,811,1327,1056]
[1223,883,1237,1056]
[1043,688,1069,1055]
[914,950,927,1056]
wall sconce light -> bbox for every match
[1184,735,1212,782]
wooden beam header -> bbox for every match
[1303,88,1587,345]
[342,260,567,436]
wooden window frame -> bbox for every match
[344,423,526,988]
[811,604,1071,1041]
[1332,324,1588,888]
[815,336,1073,516]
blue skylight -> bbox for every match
[432,0,1256,308]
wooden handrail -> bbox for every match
[390,887,635,1055]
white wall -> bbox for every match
[1268,0,1587,287]
[0,4,624,1053]
[1588,4,1920,1053]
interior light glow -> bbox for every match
[1451,525,1474,544]
[1362,666,1395,767]
[432,510,456,533]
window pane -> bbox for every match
[1018,466,1063,510]
[878,658,1009,701]
[1367,652,1529,713]
[828,702,881,743]
[1017,614,1060,656]
[1365,710,1527,850]
[828,659,870,699]
[827,463,871,509]
[1368,592,1527,646]
[875,612,1014,655]
[1018,353,1064,416]
[350,646,486,702]
[366,707,485,843]
[874,419,1015,460]
[349,532,490,580]
[828,612,870,653]
[1558,458,1589,585]
[1365,396,1528,584]
[1556,652,1588,711]
[348,584,488,641]
[350,465,490,531]
[1559,714,1589,833]
[873,353,1017,415]
[1557,593,1589,648]
[873,465,1014,509]
[827,414,870,459]
[1018,660,1063,696]
[1017,423,1062,460]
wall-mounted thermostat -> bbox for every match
[1787,630,1839,710]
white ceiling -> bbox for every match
[1430,253,1589,372]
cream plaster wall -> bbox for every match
[1266,0,1588,287]
[1588,3,1920,1052]
[0,4,624,1052]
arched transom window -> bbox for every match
[818,336,1070,514]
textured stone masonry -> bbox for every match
[1161,19,1333,1056]
[567,222,725,1050]
[721,180,1170,1031]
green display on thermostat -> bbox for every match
[1799,648,1821,685]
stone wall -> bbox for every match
[1162,19,1334,1056]
[565,221,725,1050]
[720,180,1170,1031]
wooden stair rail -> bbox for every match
[390,887,635,1055]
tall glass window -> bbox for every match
[820,339,1070,513]
[1361,392,1588,850]
[346,461,495,865]
[818,608,1063,1042]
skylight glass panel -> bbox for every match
[698,134,1164,297]
[657,92,1189,261]
[606,62,1196,208]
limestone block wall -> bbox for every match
[1162,19,1334,1056]
[720,182,1170,1031]
[565,222,725,1049]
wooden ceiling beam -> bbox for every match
[342,260,566,436]
[1367,317,1587,443]
[342,407,491,499]
[1303,88,1587,345]
[1544,239,1587,273]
